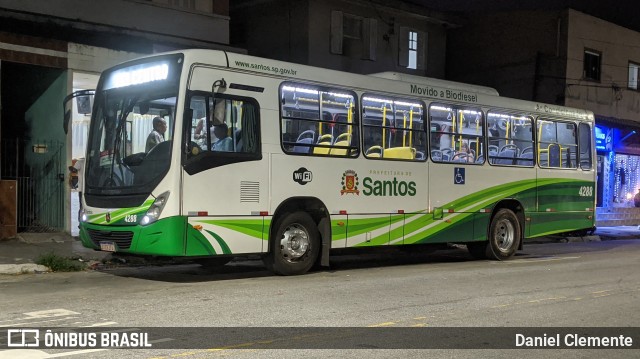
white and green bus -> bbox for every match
[79,50,596,275]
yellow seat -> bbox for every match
[383,147,416,159]
[313,134,333,155]
[330,133,352,156]
[365,145,383,158]
[313,143,331,155]
[330,141,349,156]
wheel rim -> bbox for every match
[279,224,310,261]
[494,218,515,253]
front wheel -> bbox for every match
[264,212,319,275]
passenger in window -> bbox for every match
[145,117,167,152]
[452,142,475,163]
[211,123,233,152]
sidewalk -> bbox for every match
[0,227,638,275]
[593,226,640,240]
[0,233,110,275]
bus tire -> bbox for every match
[486,208,520,260]
[265,211,319,275]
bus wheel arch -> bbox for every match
[265,197,330,275]
[468,199,524,260]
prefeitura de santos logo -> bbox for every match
[340,170,360,195]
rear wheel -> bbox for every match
[467,208,521,260]
[264,212,319,275]
[486,208,520,260]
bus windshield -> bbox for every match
[85,87,177,196]
[84,55,182,200]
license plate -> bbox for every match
[100,241,116,252]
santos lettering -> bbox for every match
[362,177,416,196]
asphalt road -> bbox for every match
[0,240,639,358]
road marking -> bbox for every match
[0,317,80,327]
[492,296,566,308]
[23,310,80,318]
[367,321,396,327]
[0,349,109,359]
[85,322,118,327]
[150,338,175,344]
[171,352,197,357]
[499,256,581,264]
[46,349,109,358]
[491,285,640,309]
[0,310,172,359]
[527,296,566,303]
[0,309,79,324]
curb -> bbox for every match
[0,263,50,275]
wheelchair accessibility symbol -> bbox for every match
[454,167,465,185]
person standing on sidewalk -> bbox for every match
[68,158,85,222]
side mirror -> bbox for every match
[209,78,227,125]
[62,90,95,134]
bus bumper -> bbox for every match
[79,216,187,256]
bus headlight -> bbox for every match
[141,191,170,226]
[80,209,88,222]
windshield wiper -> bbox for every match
[108,96,138,187]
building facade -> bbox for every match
[0,0,233,235]
[231,0,457,77]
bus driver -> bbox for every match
[145,116,167,152]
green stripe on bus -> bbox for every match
[198,219,267,240]
[205,230,232,254]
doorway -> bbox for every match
[1,61,66,232]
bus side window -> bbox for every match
[208,98,261,154]
[487,111,534,167]
[538,119,577,169]
[429,104,483,164]
[362,94,425,161]
[183,93,262,173]
[280,82,359,157]
[579,123,593,170]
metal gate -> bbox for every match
[1,138,65,232]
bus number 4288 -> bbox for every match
[578,186,593,197]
